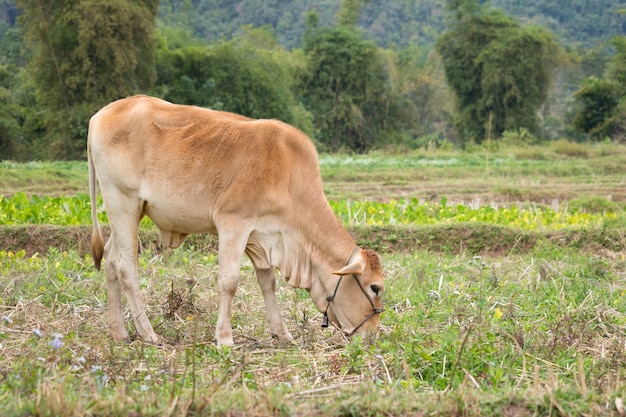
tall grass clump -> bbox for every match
[550,139,591,158]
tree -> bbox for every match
[336,0,369,28]
[573,35,626,141]
[299,25,391,152]
[383,44,455,148]
[0,21,44,161]
[154,27,311,132]
[0,64,20,158]
[16,0,159,159]
[436,0,560,144]
[573,77,623,139]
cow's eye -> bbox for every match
[370,284,381,297]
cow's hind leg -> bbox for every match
[103,235,128,341]
[104,204,160,344]
[254,267,294,343]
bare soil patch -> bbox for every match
[1,224,623,259]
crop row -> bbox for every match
[1,192,618,230]
[329,197,615,230]
[0,192,106,226]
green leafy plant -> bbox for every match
[329,197,616,230]
[1,193,619,231]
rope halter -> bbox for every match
[321,247,384,335]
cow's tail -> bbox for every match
[88,139,104,271]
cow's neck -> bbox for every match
[247,203,356,310]
[305,234,357,313]
[283,213,357,312]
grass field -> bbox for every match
[1,142,625,416]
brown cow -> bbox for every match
[88,95,384,346]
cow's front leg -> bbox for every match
[215,227,249,347]
[255,267,293,343]
[215,267,239,346]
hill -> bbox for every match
[158,0,626,49]
[3,0,624,51]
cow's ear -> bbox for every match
[333,254,366,276]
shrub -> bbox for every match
[550,139,590,158]
[500,128,540,147]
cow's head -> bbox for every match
[323,248,384,337]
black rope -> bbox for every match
[322,275,344,327]
[321,248,358,328]
[321,247,384,332]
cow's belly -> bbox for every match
[145,205,216,233]
[143,196,217,248]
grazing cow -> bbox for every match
[88,95,384,346]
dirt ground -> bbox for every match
[1,222,623,261]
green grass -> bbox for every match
[318,143,626,202]
[0,161,89,197]
[0,246,624,416]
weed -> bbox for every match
[570,196,620,213]
[550,139,591,158]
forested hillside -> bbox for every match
[490,0,626,47]
[157,0,626,49]
[3,0,623,49]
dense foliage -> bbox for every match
[154,31,304,126]
[299,25,390,151]
[7,0,159,160]
[0,0,626,160]
[490,0,626,48]
[436,0,561,144]
[573,36,626,140]
[157,0,625,49]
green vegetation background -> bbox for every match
[1,0,626,161]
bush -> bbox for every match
[550,139,590,158]
[500,128,540,147]
[511,147,547,161]
[568,196,619,213]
